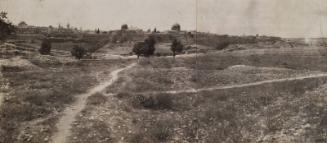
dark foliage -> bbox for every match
[71,45,86,60]
[216,41,230,50]
[171,23,181,31]
[39,39,52,55]
[121,24,128,31]
[0,11,15,41]
[132,94,173,110]
[95,28,100,34]
[132,35,156,58]
[171,39,184,58]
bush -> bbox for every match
[39,39,51,55]
[132,94,173,110]
[132,94,155,108]
[150,120,173,142]
[171,39,184,58]
[216,41,230,50]
[87,93,107,105]
[71,45,86,60]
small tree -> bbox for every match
[96,28,100,34]
[145,35,156,56]
[39,39,51,55]
[171,23,181,31]
[133,42,146,59]
[71,45,86,60]
[121,24,128,31]
[170,39,183,58]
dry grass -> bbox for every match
[99,67,327,143]
[0,55,131,143]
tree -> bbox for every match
[96,28,100,34]
[39,39,52,55]
[171,23,181,31]
[0,11,15,42]
[133,42,146,59]
[132,36,157,59]
[170,39,184,58]
[71,45,86,60]
[145,35,156,56]
[121,24,128,31]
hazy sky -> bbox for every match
[1,0,327,37]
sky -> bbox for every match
[1,0,327,38]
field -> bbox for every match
[1,33,327,143]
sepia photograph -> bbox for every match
[1,0,327,142]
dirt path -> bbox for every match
[51,63,136,143]
[112,73,327,95]
[0,94,3,107]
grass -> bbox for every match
[0,53,131,143]
[79,44,327,142]
[70,120,113,143]
[101,64,327,142]
[0,66,97,142]
[106,58,322,93]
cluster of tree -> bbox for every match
[171,39,184,58]
[133,35,156,58]
[0,11,15,42]
[39,39,87,60]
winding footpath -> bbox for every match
[113,73,327,95]
[51,63,136,143]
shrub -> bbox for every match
[71,45,86,60]
[150,120,173,142]
[132,94,173,110]
[171,39,184,58]
[155,94,174,110]
[132,94,155,108]
[39,39,51,55]
[87,93,107,105]
[215,41,230,50]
